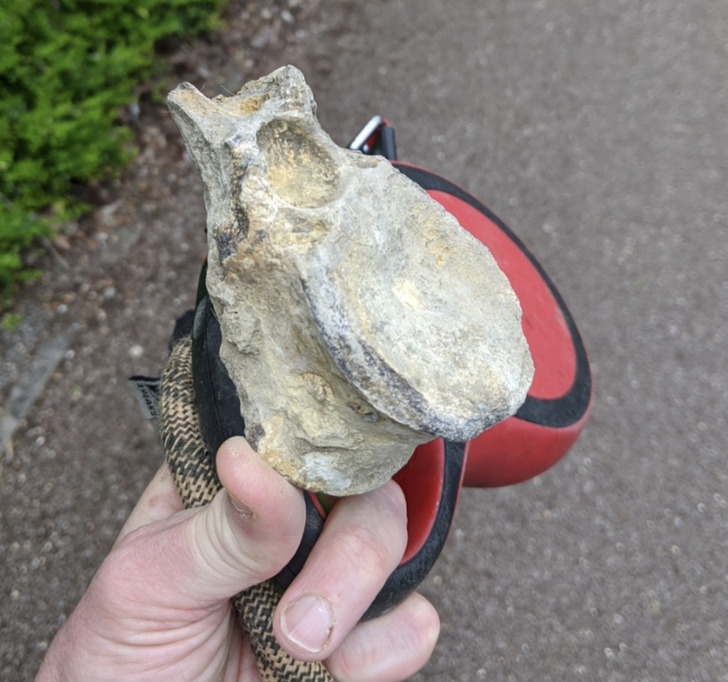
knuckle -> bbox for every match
[340,525,393,578]
[336,520,397,581]
[409,596,441,652]
[377,480,407,526]
[332,482,408,580]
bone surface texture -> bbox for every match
[167,66,534,495]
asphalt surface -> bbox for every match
[2,0,727,680]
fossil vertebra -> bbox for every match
[168,66,533,495]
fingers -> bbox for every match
[326,593,440,682]
[274,480,408,659]
[182,436,307,600]
[106,437,306,608]
[108,437,439,681]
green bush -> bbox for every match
[0,0,227,299]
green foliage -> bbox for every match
[0,203,51,297]
[0,0,227,299]
[1,311,23,332]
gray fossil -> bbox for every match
[168,66,533,495]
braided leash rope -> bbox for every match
[159,335,334,682]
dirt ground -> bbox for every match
[3,0,728,680]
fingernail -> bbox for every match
[226,491,253,518]
[280,594,334,653]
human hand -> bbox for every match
[35,437,439,681]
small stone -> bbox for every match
[53,234,70,251]
[128,344,144,359]
[168,66,533,495]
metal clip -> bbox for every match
[348,116,398,160]
[348,115,384,153]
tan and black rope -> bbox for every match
[159,335,334,681]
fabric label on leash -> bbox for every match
[128,376,160,420]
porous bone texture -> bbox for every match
[168,66,533,495]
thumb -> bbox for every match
[174,437,306,602]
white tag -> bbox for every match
[128,376,160,420]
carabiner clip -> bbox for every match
[348,115,398,160]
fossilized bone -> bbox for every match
[167,66,533,495]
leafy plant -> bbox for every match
[0,0,227,300]
[1,311,23,332]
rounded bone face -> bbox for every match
[168,66,534,495]
[257,119,340,208]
